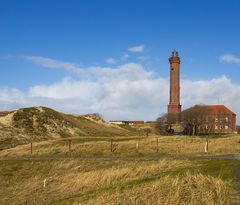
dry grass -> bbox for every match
[0,159,190,205]
[0,135,239,205]
[1,158,235,205]
[79,172,231,205]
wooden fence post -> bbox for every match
[156,138,159,153]
[68,140,72,152]
[136,141,139,151]
[30,142,33,154]
[205,137,209,154]
[43,178,47,188]
[110,139,113,152]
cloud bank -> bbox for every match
[0,59,240,122]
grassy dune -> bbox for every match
[0,107,133,150]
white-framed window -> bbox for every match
[225,117,228,122]
[215,118,218,122]
[215,125,218,130]
[225,125,228,129]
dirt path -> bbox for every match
[0,153,239,161]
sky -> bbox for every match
[1,0,240,122]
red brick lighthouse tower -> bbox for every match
[168,50,182,114]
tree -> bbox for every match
[92,113,104,121]
[181,105,212,136]
[155,113,180,135]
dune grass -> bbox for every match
[77,172,231,205]
[0,134,239,205]
[0,158,238,205]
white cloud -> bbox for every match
[128,45,145,53]
[106,58,116,64]
[29,78,101,100]
[23,55,148,79]
[181,76,240,110]
[1,59,240,122]
[0,63,166,120]
[219,54,240,64]
[23,56,82,73]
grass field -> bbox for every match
[0,134,240,205]
[1,134,240,158]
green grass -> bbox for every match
[194,159,239,181]
[3,135,240,159]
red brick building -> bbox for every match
[181,105,236,134]
[205,105,236,133]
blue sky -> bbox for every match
[1,0,240,121]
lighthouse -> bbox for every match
[168,50,182,114]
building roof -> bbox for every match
[182,104,236,116]
[199,105,236,115]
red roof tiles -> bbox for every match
[203,105,236,115]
